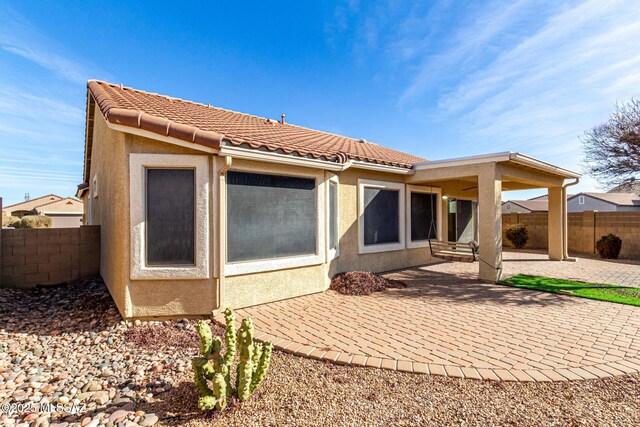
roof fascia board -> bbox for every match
[107,121,218,154]
[350,160,415,175]
[412,151,581,179]
[412,152,512,169]
[218,145,347,171]
[218,145,414,174]
[508,153,581,179]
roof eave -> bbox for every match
[412,151,581,179]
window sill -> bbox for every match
[131,265,209,280]
[406,240,430,249]
[358,242,405,254]
[225,253,324,276]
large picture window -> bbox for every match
[410,192,437,241]
[358,180,405,254]
[146,168,195,265]
[227,171,317,263]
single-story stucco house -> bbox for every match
[77,81,581,319]
[2,194,84,228]
[3,194,62,217]
[502,199,549,214]
[32,197,84,228]
[567,192,640,212]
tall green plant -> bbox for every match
[192,308,273,411]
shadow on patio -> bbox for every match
[382,265,570,307]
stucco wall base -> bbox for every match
[128,278,218,318]
[224,264,328,309]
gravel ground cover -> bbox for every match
[0,278,195,427]
[147,353,640,427]
[2,277,639,427]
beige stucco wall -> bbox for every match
[88,113,217,319]
[86,115,128,317]
[88,116,448,318]
[48,214,83,228]
[335,168,433,273]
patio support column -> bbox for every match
[548,186,564,260]
[477,163,502,282]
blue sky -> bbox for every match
[1,0,640,206]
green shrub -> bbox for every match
[2,215,21,228]
[596,234,622,259]
[505,223,529,249]
[19,215,52,229]
[192,309,273,412]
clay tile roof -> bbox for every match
[87,80,426,168]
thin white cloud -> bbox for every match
[0,4,107,83]
[383,0,640,196]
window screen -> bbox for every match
[146,168,195,265]
[363,188,399,245]
[227,171,316,262]
[329,181,337,250]
[411,192,437,241]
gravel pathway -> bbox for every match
[1,278,639,426]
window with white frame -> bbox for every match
[406,185,441,248]
[145,168,195,265]
[226,171,317,263]
[578,195,585,205]
[129,153,209,280]
[327,176,339,258]
[358,179,405,254]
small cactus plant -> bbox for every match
[192,308,273,411]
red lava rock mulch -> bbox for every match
[330,271,407,295]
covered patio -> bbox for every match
[407,152,581,282]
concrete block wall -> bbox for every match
[0,225,100,288]
[503,211,640,259]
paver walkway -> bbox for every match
[229,251,640,382]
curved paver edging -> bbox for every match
[251,331,640,382]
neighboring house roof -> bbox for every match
[87,80,427,170]
[608,182,640,193]
[504,200,548,212]
[527,194,575,201]
[34,197,83,214]
[569,192,640,207]
[2,194,62,215]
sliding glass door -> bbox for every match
[447,199,478,243]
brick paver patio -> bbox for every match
[227,251,640,382]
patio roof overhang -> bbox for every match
[407,151,580,192]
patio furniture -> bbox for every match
[428,240,478,263]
